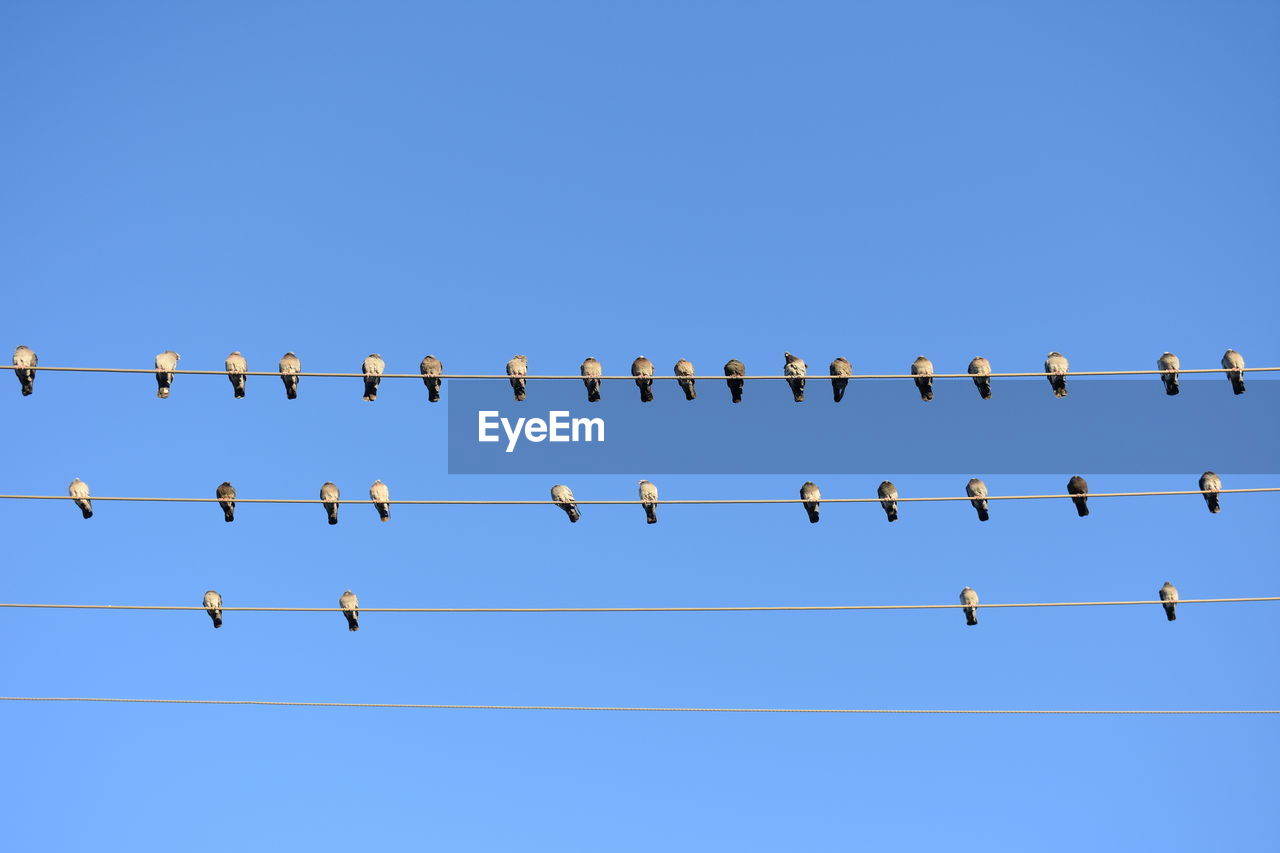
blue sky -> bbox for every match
[1,1,1277,850]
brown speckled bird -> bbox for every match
[12,346,37,396]
[1159,581,1178,622]
[784,353,807,402]
[216,482,236,522]
[370,480,391,522]
[968,357,992,399]
[1199,472,1222,514]
[552,484,580,522]
[507,355,528,401]
[225,351,248,398]
[911,356,933,401]
[800,481,821,523]
[632,357,655,402]
[361,354,385,401]
[966,478,989,521]
[154,350,180,399]
[339,589,360,632]
[1045,352,1069,398]
[321,482,340,525]
[420,355,442,402]
[279,352,301,399]
[960,587,979,626]
[639,480,659,524]
[1157,352,1180,396]
[830,357,852,403]
[674,359,696,400]
[724,359,745,403]
[203,590,223,628]
[581,358,603,402]
[1067,475,1089,517]
[878,481,899,522]
[1221,349,1246,395]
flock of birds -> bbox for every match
[9,347,1254,401]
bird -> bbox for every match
[800,481,821,523]
[370,480,391,522]
[507,355,528,401]
[1157,352,1180,396]
[420,355,442,402]
[784,352,807,402]
[631,357,655,402]
[1067,475,1089,517]
[551,484,580,522]
[361,354,385,401]
[1045,352,1069,398]
[154,350,180,398]
[339,590,359,632]
[830,357,852,403]
[1159,581,1179,622]
[674,359,696,400]
[1199,471,1222,514]
[960,587,979,626]
[911,356,933,401]
[12,346,36,396]
[639,480,659,524]
[724,359,745,403]
[581,357,603,402]
[279,352,301,399]
[321,482,340,525]
[203,590,223,628]
[878,481,899,522]
[69,477,92,519]
[225,351,248,398]
[968,357,992,399]
[216,481,236,522]
[1222,349,1246,395]
[966,478,989,521]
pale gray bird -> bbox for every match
[581,357,603,402]
[724,359,745,403]
[1159,581,1179,622]
[830,357,852,403]
[960,587,979,626]
[966,478,989,521]
[878,481,899,522]
[1199,471,1222,514]
[632,357,655,402]
[203,590,223,628]
[13,346,37,396]
[154,350,180,399]
[551,484,580,522]
[968,357,992,399]
[370,480,390,522]
[911,356,934,401]
[800,481,821,523]
[361,354,385,401]
[216,481,236,522]
[1222,349,1246,395]
[507,355,528,401]
[339,589,359,632]
[321,482,340,525]
[674,359,696,400]
[225,351,248,398]
[1157,352,1180,396]
[1067,475,1089,517]
[639,479,659,524]
[420,355,442,402]
[1045,352,1069,398]
[69,477,92,519]
[279,352,301,399]
[784,352,807,402]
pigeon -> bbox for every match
[1199,471,1222,514]
[1159,581,1179,622]
[1157,352,1180,396]
[361,354,385,401]
[69,477,92,519]
[1222,349,1246,395]
[339,589,359,632]
[784,352,807,402]
[370,480,390,522]
[675,359,696,400]
[203,590,223,628]
[1067,475,1089,517]
[878,481,899,522]
[581,357,602,402]
[225,351,248,398]
[631,357,655,402]
[279,352,301,399]
[321,482,340,525]
[420,355,442,402]
[216,481,236,522]
[968,357,992,399]
[911,356,934,401]
[507,355,528,401]
[960,587,979,626]
[724,359,745,403]
[1045,352,1069,398]
[12,346,36,396]
[830,357,852,403]
[966,478,989,521]
[639,479,659,524]
[551,484,580,522]
[154,350,180,399]
[800,481,821,523]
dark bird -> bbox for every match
[724,359,745,403]
[581,357,603,402]
[1199,471,1222,514]
[370,480,390,522]
[968,357,992,399]
[631,357,655,402]
[784,352,807,402]
[339,589,359,632]
[216,481,236,522]
[1045,352,1069,398]
[361,354,385,401]
[154,350,180,399]
[551,484,580,522]
[1067,475,1089,517]
[225,351,248,398]
[1159,581,1179,622]
[12,345,36,396]
[69,477,92,519]
[830,357,851,403]
[639,479,659,524]
[279,352,301,399]
[800,481,821,523]
[1157,352,1180,396]
[878,481,899,522]
[321,482,340,525]
[911,356,934,401]
[960,587,979,626]
[1222,349,1246,395]
[203,590,223,628]
[420,355,442,402]
[507,355,528,401]
[966,478,989,521]
[674,359,696,400]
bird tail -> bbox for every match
[1164,378,1178,396]
[567,506,580,523]
[965,610,978,627]
[832,379,847,403]
[1230,373,1246,395]
[222,506,235,523]
[21,380,33,396]
[805,506,820,523]
[1165,606,1177,622]
[512,379,526,401]
[327,508,339,525]
[681,382,696,401]
[157,386,169,399]
[363,381,377,401]
[345,613,359,632]
[428,384,441,403]
[885,506,898,522]
[78,501,93,519]
[587,384,601,403]
[378,506,390,522]
[1074,498,1089,517]
[638,381,653,403]
[284,378,298,399]
[791,380,805,402]
[1205,494,1220,514]
[975,379,991,399]
[644,505,657,524]
[211,612,223,628]
[977,506,989,522]
[728,380,743,403]
[1055,381,1068,398]
[917,382,932,402]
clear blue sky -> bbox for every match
[2,2,1277,849]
